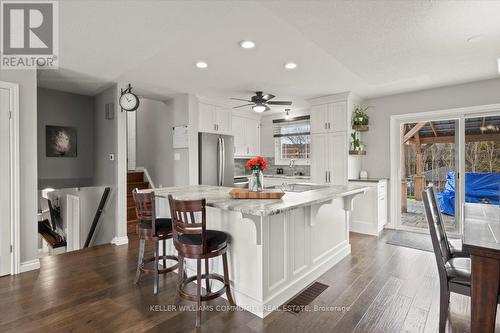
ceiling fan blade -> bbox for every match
[262,94,275,101]
[267,101,292,106]
[230,98,252,102]
[233,104,254,109]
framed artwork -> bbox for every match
[46,125,77,157]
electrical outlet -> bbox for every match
[109,154,115,161]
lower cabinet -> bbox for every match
[349,180,388,236]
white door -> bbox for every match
[215,107,232,135]
[329,132,347,185]
[232,116,247,156]
[310,104,329,134]
[311,133,329,184]
[0,87,11,276]
[247,119,260,156]
[199,103,216,133]
[330,101,347,132]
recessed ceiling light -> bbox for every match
[284,62,297,70]
[195,61,208,69]
[239,40,256,49]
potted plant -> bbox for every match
[352,105,370,127]
[246,156,268,192]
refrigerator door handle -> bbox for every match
[221,137,226,186]
[217,137,222,186]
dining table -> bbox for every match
[463,217,500,333]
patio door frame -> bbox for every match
[390,103,500,237]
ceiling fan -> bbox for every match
[231,91,292,113]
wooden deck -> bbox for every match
[0,231,497,332]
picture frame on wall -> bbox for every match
[46,125,77,157]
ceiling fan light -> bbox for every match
[253,105,267,113]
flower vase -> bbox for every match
[249,169,264,192]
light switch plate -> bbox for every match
[109,154,115,161]
[174,153,181,161]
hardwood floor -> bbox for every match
[0,231,498,333]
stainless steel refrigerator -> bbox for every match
[198,133,234,187]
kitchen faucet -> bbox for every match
[289,159,296,177]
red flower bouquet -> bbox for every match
[246,156,268,171]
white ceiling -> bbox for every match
[38,0,500,112]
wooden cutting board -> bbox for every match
[229,188,285,199]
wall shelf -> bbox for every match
[349,150,366,155]
[352,125,369,131]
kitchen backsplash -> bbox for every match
[234,157,310,177]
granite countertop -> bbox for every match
[348,178,388,183]
[235,174,311,180]
[150,184,367,216]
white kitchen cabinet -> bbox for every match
[310,101,347,134]
[233,116,260,157]
[311,132,347,185]
[260,122,274,157]
[349,180,388,236]
[198,102,232,135]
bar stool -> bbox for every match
[168,195,235,327]
[133,189,179,294]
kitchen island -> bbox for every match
[151,184,367,318]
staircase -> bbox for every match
[127,171,150,235]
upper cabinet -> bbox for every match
[198,102,232,135]
[310,101,347,134]
[233,115,260,157]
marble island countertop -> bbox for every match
[235,174,311,180]
[150,184,367,216]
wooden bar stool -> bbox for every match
[168,195,235,327]
[133,189,179,294]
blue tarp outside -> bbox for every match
[436,171,500,216]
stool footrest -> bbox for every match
[140,255,179,274]
[178,273,227,302]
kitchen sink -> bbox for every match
[266,183,329,193]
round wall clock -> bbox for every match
[119,84,140,111]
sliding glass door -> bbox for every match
[462,115,500,223]
[399,119,460,234]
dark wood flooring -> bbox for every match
[0,231,498,333]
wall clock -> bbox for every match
[119,84,140,112]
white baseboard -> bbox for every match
[110,236,129,246]
[20,259,40,273]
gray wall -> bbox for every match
[0,69,38,263]
[93,86,117,186]
[362,78,500,179]
[37,88,95,189]
[136,98,174,187]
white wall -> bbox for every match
[0,69,38,264]
[362,78,500,179]
[136,98,174,187]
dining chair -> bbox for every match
[422,186,499,333]
[426,186,468,258]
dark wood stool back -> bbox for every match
[168,195,235,328]
[132,190,178,294]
